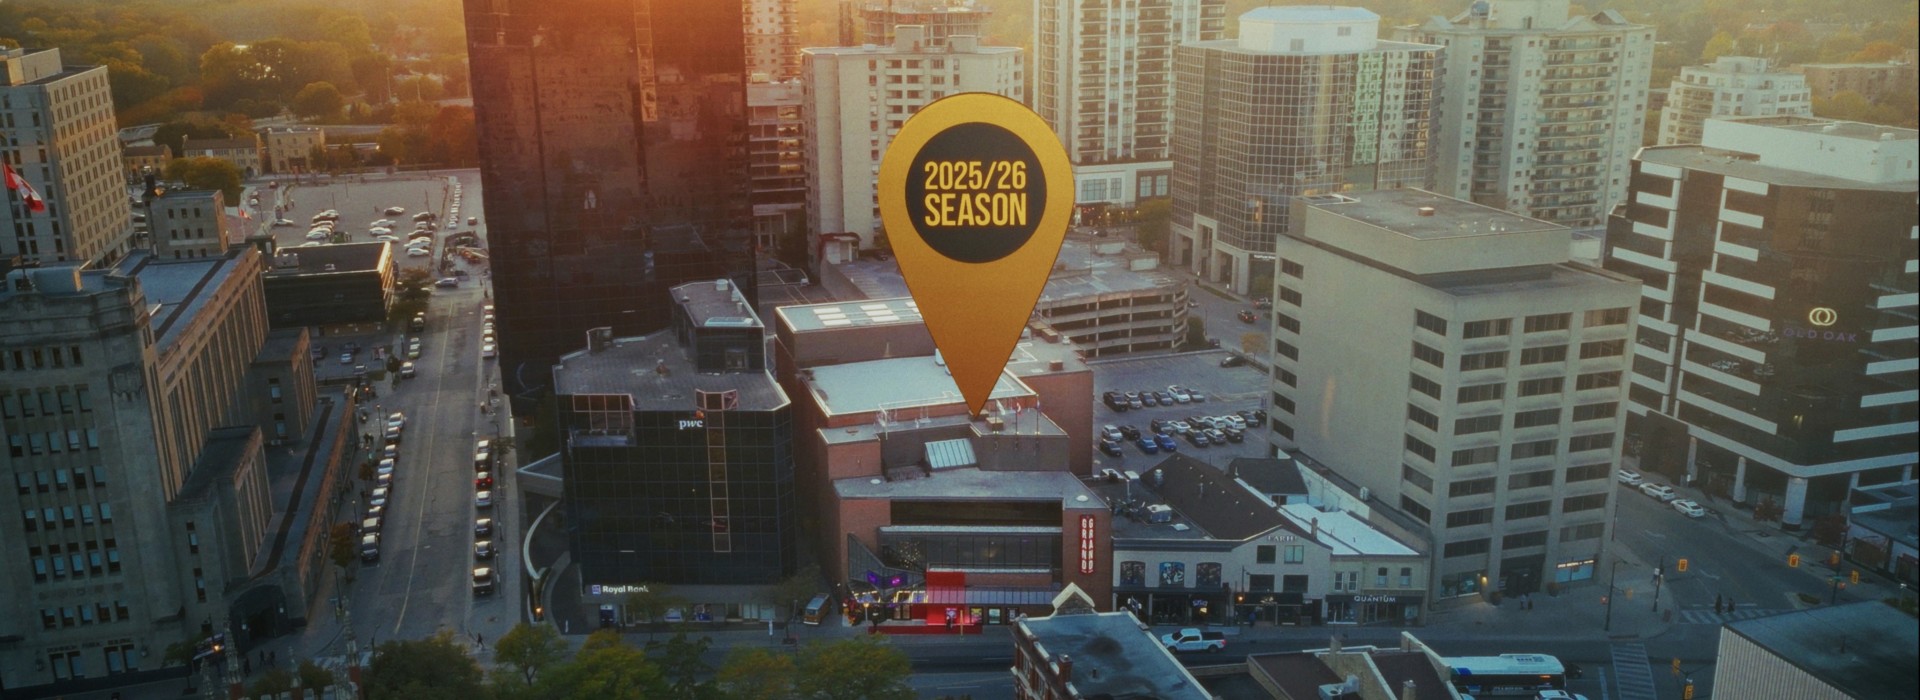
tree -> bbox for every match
[1133,198,1172,254]
[352,53,395,104]
[536,630,668,700]
[655,632,715,699]
[621,584,684,641]
[292,81,346,120]
[492,622,569,687]
[1700,31,1736,62]
[328,522,357,572]
[769,565,824,622]
[1185,316,1207,348]
[362,632,487,700]
[164,156,244,202]
[297,659,335,692]
[715,647,797,700]
[795,636,914,700]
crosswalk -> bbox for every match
[1675,607,1792,625]
[1610,640,1658,700]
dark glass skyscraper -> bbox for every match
[463,0,754,397]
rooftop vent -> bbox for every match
[1416,207,1437,217]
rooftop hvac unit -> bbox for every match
[1145,504,1173,523]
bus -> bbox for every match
[1446,654,1566,696]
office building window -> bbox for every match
[1514,408,1561,428]
[1455,414,1501,435]
[1443,538,1490,557]
[1408,405,1439,431]
[1511,439,1558,459]
[1575,371,1622,390]
[1510,470,1555,489]
[1403,464,1434,492]
[1413,342,1445,368]
[1580,339,1626,359]
[1463,318,1511,338]
[1572,402,1618,421]
[1283,545,1305,564]
[1460,350,1507,371]
[1411,374,1442,399]
[1415,310,1448,335]
[1562,493,1607,512]
[1457,383,1504,403]
[1399,495,1432,522]
[1447,508,1493,527]
[1569,434,1613,452]
[1584,307,1630,326]
[1405,435,1436,461]
[1523,313,1571,332]
[1504,531,1549,549]
[1257,545,1276,564]
[1518,377,1564,396]
[1449,477,1496,497]
[1520,345,1568,365]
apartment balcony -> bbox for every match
[1545,53,1620,66]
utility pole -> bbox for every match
[1652,556,1665,613]
[1603,559,1618,632]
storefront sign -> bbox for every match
[590,584,651,596]
[1782,326,1858,342]
[1353,594,1399,603]
[1807,307,1838,327]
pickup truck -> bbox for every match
[1159,628,1226,653]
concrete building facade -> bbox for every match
[1659,57,1811,146]
[1796,61,1920,103]
[1603,116,1918,528]
[857,1,989,49]
[746,0,800,81]
[748,79,807,262]
[1032,0,1226,169]
[1169,7,1438,295]
[1268,189,1640,601]
[803,27,1021,255]
[179,136,263,180]
[1,47,133,268]
[1397,0,1654,227]
[259,127,326,175]
[149,190,230,260]
[0,248,337,694]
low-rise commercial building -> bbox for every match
[1844,483,1918,586]
[1796,60,1919,103]
[1012,591,1211,700]
[1712,603,1918,700]
[123,145,173,183]
[1193,634,1462,700]
[148,189,230,260]
[1098,454,1332,627]
[260,242,396,329]
[821,236,1190,357]
[260,126,325,175]
[179,136,264,179]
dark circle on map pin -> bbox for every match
[904,122,1047,264]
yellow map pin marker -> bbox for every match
[879,93,1074,416]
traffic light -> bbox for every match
[1789,553,1801,568]
[1677,558,1689,573]
[1684,680,1696,700]
[1829,552,1841,567]
[1626,586,1635,600]
[1671,658,1681,675]
[1850,569,1861,585]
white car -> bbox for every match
[407,248,431,257]
[384,206,406,215]
[371,219,395,228]
[1639,483,1677,502]
[387,412,407,430]
[399,361,416,379]
[374,235,400,243]
[369,226,393,235]
[1166,385,1192,403]
[475,490,493,509]
[1672,499,1706,518]
[1616,469,1644,485]
[377,459,396,478]
[481,343,497,359]
[304,231,331,240]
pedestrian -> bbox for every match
[1714,594,1723,613]
[1727,598,1735,613]
[477,633,484,647]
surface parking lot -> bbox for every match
[1088,350,1275,471]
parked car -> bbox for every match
[435,277,459,288]
[1118,425,1142,441]
[1135,437,1160,454]
[1616,470,1644,486]
[339,352,354,365]
[474,517,494,537]
[1154,433,1179,452]
[1222,427,1245,443]
[399,362,416,379]
[482,343,497,359]
[1153,391,1174,405]
[376,459,395,478]
[1100,425,1124,442]
[407,248,431,257]
[1188,390,1207,403]
[475,490,493,508]
[474,540,496,560]
[1098,439,1125,458]
[1160,628,1226,653]
[1185,431,1211,447]
[471,567,495,596]
[1203,428,1227,444]
[1139,392,1159,407]
[1149,418,1169,435]
[1238,309,1258,323]
[468,216,478,225]
[1639,483,1677,502]
[1167,385,1192,403]
[359,533,381,563]
[475,472,494,489]
[384,206,407,215]
[1672,499,1706,518]
[1220,353,1248,368]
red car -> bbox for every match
[474,472,493,490]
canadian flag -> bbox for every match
[4,162,47,213]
